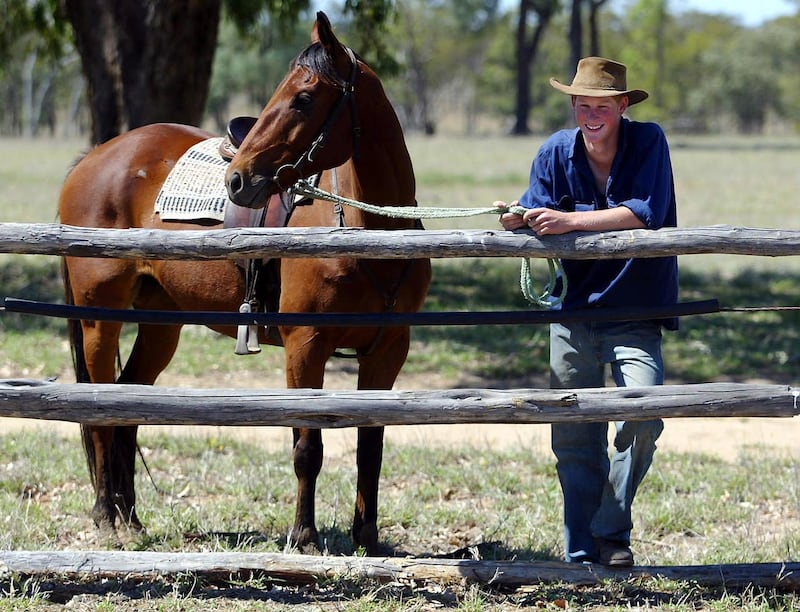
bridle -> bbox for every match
[272,46,361,191]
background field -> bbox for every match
[1,134,799,610]
[1,133,799,385]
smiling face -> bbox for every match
[572,94,628,148]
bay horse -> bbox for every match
[58,11,431,555]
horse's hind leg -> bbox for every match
[81,319,181,533]
[352,426,384,555]
[78,319,127,533]
[112,322,183,529]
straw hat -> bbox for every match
[549,57,649,106]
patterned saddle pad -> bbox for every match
[154,137,229,222]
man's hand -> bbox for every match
[493,200,527,230]
[522,207,573,235]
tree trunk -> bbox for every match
[588,0,607,56]
[512,0,557,135]
[568,0,582,78]
[61,0,221,144]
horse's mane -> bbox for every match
[292,42,352,89]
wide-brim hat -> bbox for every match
[549,57,649,106]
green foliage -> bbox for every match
[341,0,400,75]
[222,0,311,36]
[0,0,70,63]
[205,15,311,132]
[3,0,800,137]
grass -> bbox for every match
[0,430,799,608]
[0,134,800,608]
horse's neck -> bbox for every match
[349,98,415,210]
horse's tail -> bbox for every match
[62,258,98,487]
[62,259,91,384]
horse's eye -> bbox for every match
[292,92,313,110]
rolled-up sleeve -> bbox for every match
[609,123,676,230]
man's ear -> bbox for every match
[619,95,630,114]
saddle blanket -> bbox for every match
[154,137,230,222]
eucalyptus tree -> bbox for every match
[57,0,401,144]
[389,0,502,134]
[511,0,561,135]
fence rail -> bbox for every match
[2,550,798,589]
[0,380,797,427]
[1,221,798,591]
[1,222,799,260]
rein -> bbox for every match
[292,178,566,309]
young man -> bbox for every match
[496,57,679,566]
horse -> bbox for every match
[58,11,431,555]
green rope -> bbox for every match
[292,179,565,309]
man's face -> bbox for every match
[572,95,627,145]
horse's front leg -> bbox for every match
[352,426,384,555]
[352,330,410,555]
[290,427,323,551]
[283,329,328,552]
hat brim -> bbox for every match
[549,77,649,106]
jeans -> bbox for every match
[550,320,665,563]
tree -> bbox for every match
[388,0,501,134]
[587,0,608,55]
[512,0,561,135]
[58,1,399,145]
[615,0,669,121]
[0,0,72,136]
[62,0,220,144]
[700,28,784,133]
[567,0,582,78]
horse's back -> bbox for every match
[59,123,213,230]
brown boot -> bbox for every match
[594,537,634,567]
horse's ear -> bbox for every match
[311,11,332,43]
[312,11,340,52]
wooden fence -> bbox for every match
[1,222,799,589]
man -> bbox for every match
[495,57,679,566]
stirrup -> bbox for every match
[234,302,261,355]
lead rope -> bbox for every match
[292,178,566,309]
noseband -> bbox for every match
[273,46,361,191]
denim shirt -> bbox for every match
[518,118,679,329]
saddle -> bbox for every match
[219,116,328,354]
[218,116,257,162]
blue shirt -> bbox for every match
[518,118,679,329]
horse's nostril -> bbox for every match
[227,170,243,196]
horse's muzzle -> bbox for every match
[226,169,273,208]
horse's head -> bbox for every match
[226,11,363,208]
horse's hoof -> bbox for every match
[352,522,379,556]
[91,506,117,534]
[289,526,320,553]
[118,510,144,532]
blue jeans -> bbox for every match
[550,321,665,563]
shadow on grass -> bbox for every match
[419,260,800,384]
[0,256,64,332]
